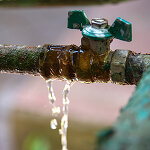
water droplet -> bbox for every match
[46,79,75,150]
[51,119,57,129]
[52,107,60,116]
[59,129,63,135]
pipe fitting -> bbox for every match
[110,49,130,84]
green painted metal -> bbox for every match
[67,10,113,40]
[67,10,90,31]
[82,26,113,40]
[109,17,132,42]
[68,10,132,41]
[97,68,150,150]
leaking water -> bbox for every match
[47,79,74,150]
[59,80,74,150]
[51,119,58,129]
[40,44,111,150]
[46,79,60,129]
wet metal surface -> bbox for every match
[0,0,150,149]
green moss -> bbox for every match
[0,45,43,75]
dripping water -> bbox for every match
[47,79,74,150]
[46,79,60,129]
[59,80,74,150]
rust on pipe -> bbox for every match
[0,44,149,85]
[40,44,110,83]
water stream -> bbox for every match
[46,80,60,129]
[47,79,74,150]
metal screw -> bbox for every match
[91,18,108,29]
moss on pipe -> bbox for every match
[0,45,43,75]
[0,44,149,85]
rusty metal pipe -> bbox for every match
[0,44,43,75]
[0,44,149,85]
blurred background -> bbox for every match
[0,0,149,149]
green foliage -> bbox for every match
[0,0,129,7]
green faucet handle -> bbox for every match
[82,18,113,40]
[67,10,132,42]
[67,10,90,31]
[109,17,132,42]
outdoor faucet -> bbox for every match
[0,10,149,85]
[0,9,150,150]
[68,10,132,54]
[67,10,150,85]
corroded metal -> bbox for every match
[125,51,150,85]
[0,44,43,75]
[81,37,112,54]
[40,44,111,83]
[0,44,149,85]
[89,38,112,54]
[97,68,150,150]
[40,44,78,81]
[110,49,130,84]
